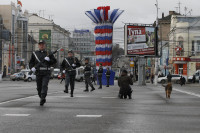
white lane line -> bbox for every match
[0,91,62,105]
[3,114,30,116]
[76,115,102,118]
[0,96,37,105]
[102,97,117,99]
[173,88,200,98]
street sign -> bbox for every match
[130,61,134,67]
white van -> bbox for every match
[76,66,84,82]
[188,70,200,82]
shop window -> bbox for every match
[192,41,195,56]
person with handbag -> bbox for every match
[60,50,81,97]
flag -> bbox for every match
[17,0,22,7]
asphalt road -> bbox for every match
[0,79,200,133]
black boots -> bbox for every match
[63,89,68,93]
[40,98,46,106]
[91,87,95,92]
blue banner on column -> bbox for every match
[97,69,115,85]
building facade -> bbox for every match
[0,2,29,73]
[28,14,70,67]
[70,29,95,63]
[158,11,180,76]
[169,15,200,77]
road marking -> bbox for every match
[3,114,30,116]
[0,96,37,105]
[102,97,117,99]
[174,88,200,98]
[76,115,102,118]
[0,91,62,105]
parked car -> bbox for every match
[10,72,24,81]
[53,68,60,78]
[23,71,36,82]
[188,70,200,82]
[76,66,84,82]
[158,74,182,84]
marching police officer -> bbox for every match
[97,63,103,89]
[60,50,81,97]
[83,58,95,92]
[29,40,57,106]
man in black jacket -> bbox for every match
[167,72,172,83]
[83,58,95,92]
[29,40,57,106]
[97,63,103,89]
[60,50,81,97]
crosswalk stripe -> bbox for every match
[3,114,30,116]
[76,115,102,118]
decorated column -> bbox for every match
[85,6,124,69]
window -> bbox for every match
[197,41,200,52]
[192,41,195,56]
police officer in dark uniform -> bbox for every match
[83,58,95,92]
[106,67,111,87]
[60,50,81,97]
[97,63,103,89]
[29,40,57,106]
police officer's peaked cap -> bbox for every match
[85,58,89,61]
[38,40,46,44]
[68,50,73,53]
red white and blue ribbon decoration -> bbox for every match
[85,6,124,68]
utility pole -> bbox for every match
[154,0,159,85]
[177,1,181,14]
[0,23,3,81]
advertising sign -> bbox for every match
[39,30,51,51]
[125,25,158,56]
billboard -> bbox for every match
[125,25,158,56]
[39,30,51,51]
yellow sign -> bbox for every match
[130,61,134,67]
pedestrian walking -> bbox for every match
[106,67,111,87]
[83,58,95,92]
[180,76,186,86]
[60,73,65,84]
[192,74,196,83]
[60,50,81,97]
[29,40,57,106]
[151,74,154,84]
[97,63,103,89]
[118,70,133,99]
[167,72,172,83]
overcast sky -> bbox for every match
[1,0,200,45]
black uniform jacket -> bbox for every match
[98,67,103,77]
[29,50,57,75]
[60,57,81,75]
[84,63,92,77]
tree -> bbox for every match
[112,44,124,65]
